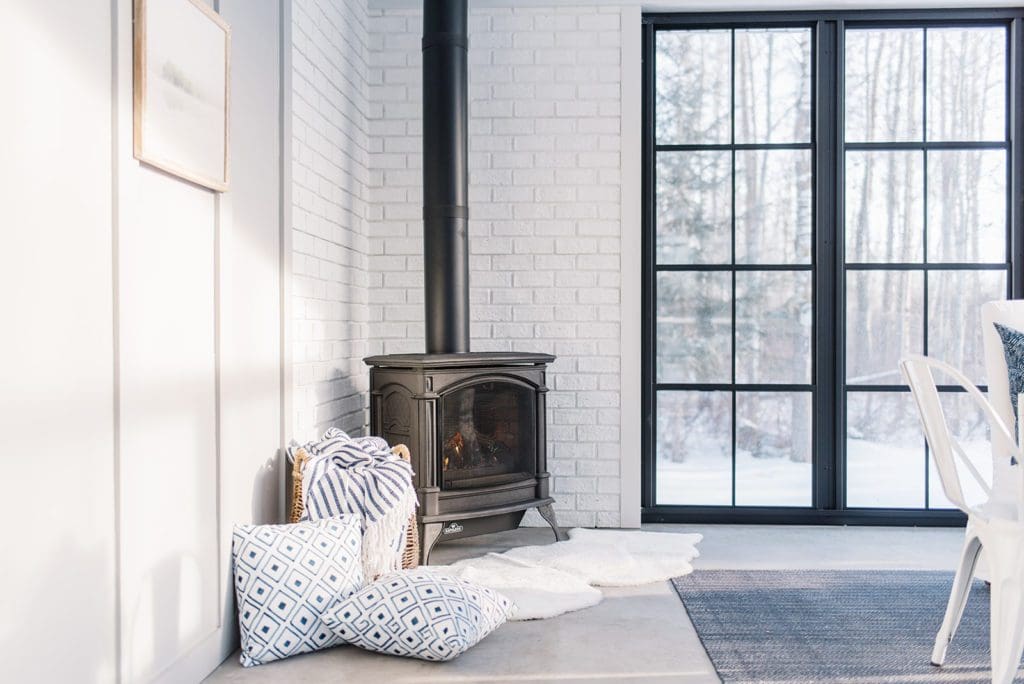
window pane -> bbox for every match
[736,149,812,264]
[928,270,1006,384]
[927,27,1006,142]
[736,271,812,384]
[656,30,731,145]
[735,392,812,506]
[927,150,1007,263]
[847,392,925,507]
[846,270,924,385]
[845,29,924,142]
[928,392,993,510]
[657,272,731,383]
[734,28,812,144]
[657,151,731,265]
[657,391,732,505]
[845,151,924,263]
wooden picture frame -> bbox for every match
[133,0,230,192]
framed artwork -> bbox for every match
[133,0,230,192]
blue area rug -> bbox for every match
[672,569,1022,683]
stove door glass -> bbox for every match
[440,381,537,490]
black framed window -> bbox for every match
[843,26,1010,510]
[642,9,1024,525]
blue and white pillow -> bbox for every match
[994,322,1024,446]
[323,570,515,661]
[232,517,363,667]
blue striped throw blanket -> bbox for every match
[289,428,417,580]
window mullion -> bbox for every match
[641,21,656,509]
[730,30,738,508]
[1011,18,1024,298]
[814,19,841,511]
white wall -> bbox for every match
[287,1,643,528]
[285,1,653,530]
[0,2,117,681]
[290,0,374,441]
[115,1,284,679]
[218,0,286,549]
[1,1,285,681]
[365,5,638,528]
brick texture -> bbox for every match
[365,6,625,527]
[290,0,373,440]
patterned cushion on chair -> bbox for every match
[232,516,363,667]
[994,322,1024,444]
[323,570,515,661]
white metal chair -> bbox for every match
[900,354,1024,684]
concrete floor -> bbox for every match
[206,524,966,684]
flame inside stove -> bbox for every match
[443,431,464,470]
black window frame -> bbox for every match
[641,8,1024,526]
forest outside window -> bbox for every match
[642,10,1024,523]
[844,26,1009,510]
[654,27,814,508]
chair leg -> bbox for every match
[986,534,1024,684]
[932,533,983,666]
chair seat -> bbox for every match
[979,499,1021,523]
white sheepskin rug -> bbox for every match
[429,528,702,620]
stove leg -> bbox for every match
[420,522,443,566]
[537,503,568,542]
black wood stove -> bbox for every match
[365,0,566,563]
[365,353,566,563]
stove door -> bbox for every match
[439,379,537,490]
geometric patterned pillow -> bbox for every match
[322,570,515,661]
[995,322,1024,448]
[232,517,363,667]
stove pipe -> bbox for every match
[422,0,470,354]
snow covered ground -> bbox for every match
[656,438,992,509]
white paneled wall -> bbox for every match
[115,0,284,681]
[115,169,221,683]
[1,2,117,681]
[290,0,374,441]
[1,1,285,681]
[2,2,642,677]
[215,0,286,663]
[365,6,628,527]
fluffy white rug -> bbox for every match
[431,528,702,620]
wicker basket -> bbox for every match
[289,443,419,571]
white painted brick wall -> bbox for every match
[366,6,625,527]
[291,0,373,440]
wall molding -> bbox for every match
[108,0,123,679]
[279,0,293,521]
